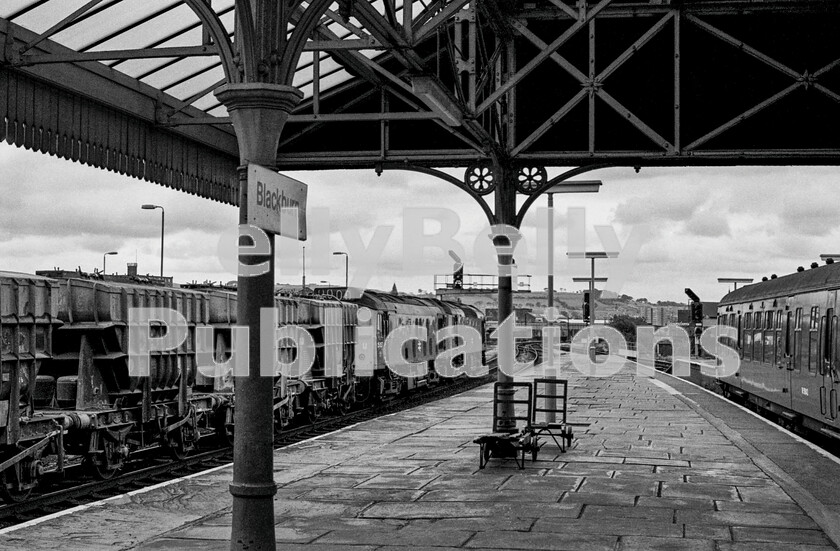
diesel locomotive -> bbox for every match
[0,270,485,502]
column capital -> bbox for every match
[214,83,303,166]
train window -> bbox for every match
[819,315,828,375]
[775,311,784,364]
[744,312,753,358]
[785,311,792,357]
[823,309,835,373]
[764,311,774,363]
[754,313,763,363]
[744,313,753,361]
[833,316,839,376]
[794,308,802,371]
[809,307,820,373]
[766,312,774,364]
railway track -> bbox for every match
[0,361,498,529]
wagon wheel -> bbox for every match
[336,397,351,416]
[215,405,235,447]
[86,436,122,480]
[515,166,547,194]
[165,423,195,460]
[274,404,291,437]
[465,162,496,195]
[304,401,324,424]
[354,377,373,405]
[0,457,41,503]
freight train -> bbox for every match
[707,260,840,439]
[0,270,485,502]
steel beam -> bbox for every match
[15,45,219,66]
[18,0,107,54]
[303,38,387,51]
[161,111,444,126]
[476,0,613,116]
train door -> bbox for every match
[790,297,821,423]
[820,290,838,424]
[775,308,793,411]
[829,309,840,426]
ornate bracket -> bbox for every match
[515,163,615,227]
[384,163,497,225]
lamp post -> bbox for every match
[141,204,164,277]
[545,180,601,422]
[569,252,617,325]
[333,251,349,288]
[102,251,117,274]
[571,251,616,362]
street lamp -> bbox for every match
[141,204,165,277]
[333,251,349,288]
[546,181,602,312]
[544,181,601,424]
[717,277,753,293]
[102,251,117,274]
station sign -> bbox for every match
[247,163,307,240]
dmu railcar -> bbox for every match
[715,261,840,438]
[0,270,485,502]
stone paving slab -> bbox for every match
[2,359,840,550]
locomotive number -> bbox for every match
[801,387,809,396]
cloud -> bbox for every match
[683,208,731,238]
[613,192,703,226]
[7,144,840,303]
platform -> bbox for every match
[2,359,840,551]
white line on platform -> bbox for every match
[647,378,681,395]
[0,422,362,536]
[629,358,840,469]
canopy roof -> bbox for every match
[721,263,840,307]
[3,1,840,205]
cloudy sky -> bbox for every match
[2,143,837,304]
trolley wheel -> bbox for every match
[482,443,492,467]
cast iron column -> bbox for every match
[215,83,303,551]
[546,192,556,422]
[494,161,518,431]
